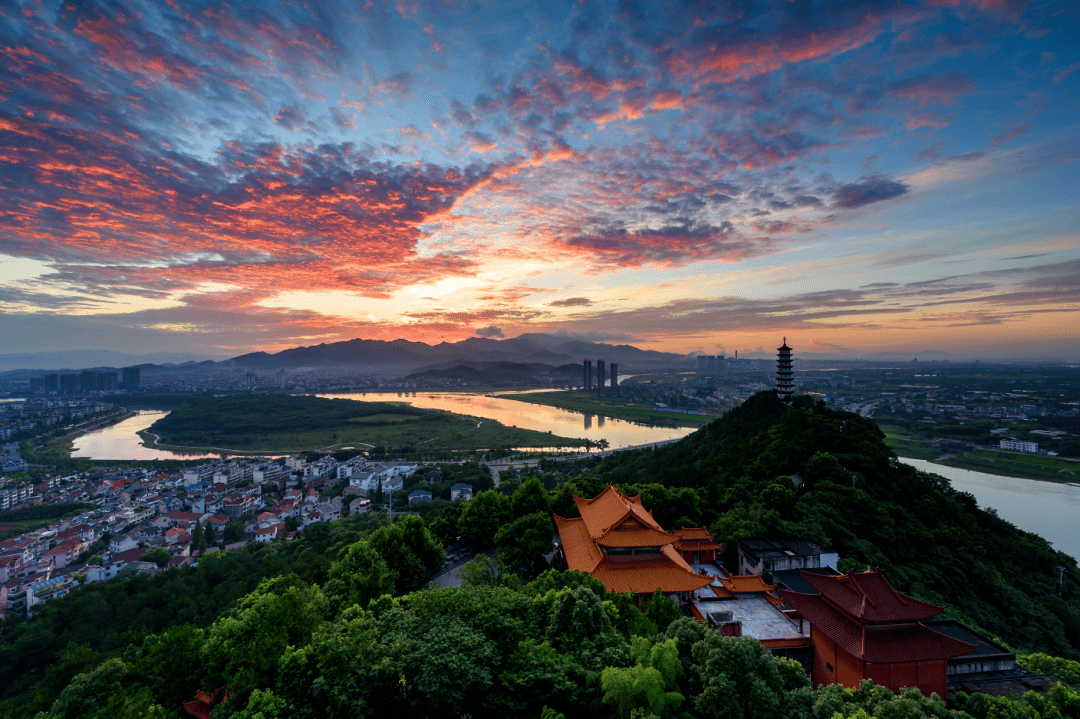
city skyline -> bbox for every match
[1,0,1077,360]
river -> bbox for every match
[314,390,698,450]
[70,411,221,460]
[900,458,1080,563]
[69,392,698,460]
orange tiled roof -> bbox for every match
[553,515,603,571]
[590,554,714,594]
[710,584,736,599]
[572,484,675,547]
[554,488,712,595]
[719,573,776,593]
[672,526,722,551]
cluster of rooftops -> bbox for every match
[552,485,1060,701]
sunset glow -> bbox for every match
[1,0,1077,359]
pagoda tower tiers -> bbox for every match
[552,485,713,597]
[778,569,976,700]
[776,337,794,401]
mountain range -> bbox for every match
[0,334,696,378]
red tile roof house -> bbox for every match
[104,547,148,579]
[254,525,282,543]
[164,528,191,545]
[42,538,83,570]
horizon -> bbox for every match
[3,332,1079,374]
[1,0,1077,360]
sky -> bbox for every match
[0,0,1078,362]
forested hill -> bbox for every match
[577,391,1080,659]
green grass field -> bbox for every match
[497,391,714,428]
[881,426,1080,483]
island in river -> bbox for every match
[141,394,587,453]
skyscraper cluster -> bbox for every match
[29,367,140,394]
[583,359,618,394]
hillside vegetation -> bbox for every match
[1,392,1078,718]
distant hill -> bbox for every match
[221,333,694,374]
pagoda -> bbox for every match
[778,569,976,699]
[552,485,713,597]
[776,338,794,401]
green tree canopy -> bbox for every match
[458,489,511,548]
[141,547,171,568]
[495,511,556,581]
[511,477,552,519]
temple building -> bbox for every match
[779,569,977,700]
[552,485,713,597]
[672,526,722,565]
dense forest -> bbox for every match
[1,392,1078,718]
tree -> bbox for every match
[640,589,683,633]
[204,522,218,546]
[224,519,246,544]
[547,586,611,649]
[374,479,384,506]
[602,637,685,719]
[202,577,327,704]
[86,554,103,567]
[525,568,607,598]
[511,477,551,519]
[457,489,511,548]
[460,554,500,587]
[368,516,445,594]
[191,522,207,554]
[142,547,172,568]
[495,511,555,580]
[323,540,395,611]
[692,634,809,719]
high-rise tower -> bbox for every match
[776,338,794,401]
[583,360,593,391]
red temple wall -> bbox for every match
[810,625,837,688]
[835,645,864,689]
[918,660,947,699]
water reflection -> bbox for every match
[900,458,1080,562]
[71,411,220,460]
[70,392,699,460]
[315,391,697,449]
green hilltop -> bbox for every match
[579,391,1080,659]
